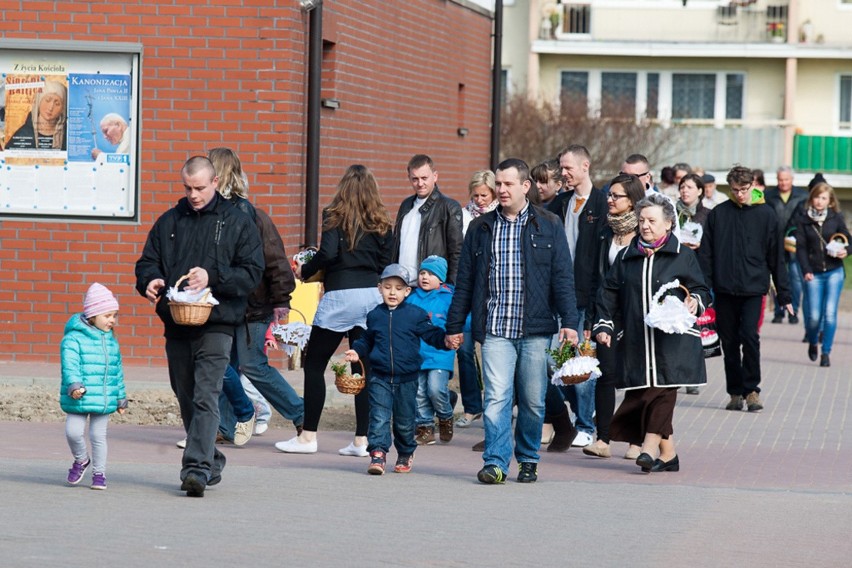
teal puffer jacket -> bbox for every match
[60,314,126,415]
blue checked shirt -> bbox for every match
[487,202,529,339]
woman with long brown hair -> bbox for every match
[276,164,394,456]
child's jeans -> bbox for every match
[416,369,453,426]
[65,413,109,474]
[367,377,417,457]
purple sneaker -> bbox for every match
[67,458,90,485]
[91,473,107,490]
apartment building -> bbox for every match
[502,0,852,188]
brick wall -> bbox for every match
[0,0,493,365]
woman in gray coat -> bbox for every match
[593,193,710,473]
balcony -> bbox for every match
[666,123,786,173]
[794,135,852,174]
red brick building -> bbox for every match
[0,0,494,365]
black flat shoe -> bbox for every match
[636,452,655,472]
[820,354,830,367]
[650,455,680,472]
[808,344,818,362]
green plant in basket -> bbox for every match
[546,341,577,367]
[330,361,349,377]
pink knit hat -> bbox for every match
[83,283,119,319]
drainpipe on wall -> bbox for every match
[490,0,503,170]
[304,2,323,248]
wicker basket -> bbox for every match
[168,274,213,326]
[559,341,597,386]
[275,309,307,347]
[829,233,849,246]
[335,360,365,395]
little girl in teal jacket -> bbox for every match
[60,283,127,490]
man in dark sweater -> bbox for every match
[699,166,791,413]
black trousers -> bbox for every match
[714,293,763,396]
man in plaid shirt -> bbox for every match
[446,158,579,484]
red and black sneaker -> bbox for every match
[367,450,386,475]
[393,454,414,473]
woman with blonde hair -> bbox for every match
[795,182,851,367]
[277,164,394,456]
[7,80,67,150]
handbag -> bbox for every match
[697,307,721,358]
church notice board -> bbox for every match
[0,40,141,222]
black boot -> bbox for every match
[547,408,577,453]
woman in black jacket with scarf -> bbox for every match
[795,182,851,367]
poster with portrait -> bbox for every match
[66,73,131,164]
[0,44,139,220]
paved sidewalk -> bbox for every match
[2,311,850,566]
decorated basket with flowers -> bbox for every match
[680,220,703,247]
[547,340,601,386]
[643,279,696,334]
[825,233,849,258]
[270,309,311,357]
[331,359,365,395]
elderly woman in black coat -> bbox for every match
[593,193,711,473]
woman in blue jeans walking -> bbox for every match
[795,182,851,368]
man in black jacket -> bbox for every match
[392,154,463,284]
[545,144,607,449]
[135,156,264,497]
[699,166,791,413]
[446,158,578,485]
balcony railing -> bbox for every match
[666,124,786,173]
[556,2,591,38]
[794,135,852,174]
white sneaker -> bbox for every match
[275,437,317,454]
[571,431,593,447]
[338,442,369,457]
[254,422,268,436]
[176,438,186,449]
[233,414,257,447]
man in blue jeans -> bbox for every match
[446,158,578,484]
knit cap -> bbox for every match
[420,255,448,283]
[83,283,119,319]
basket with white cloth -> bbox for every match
[643,279,697,334]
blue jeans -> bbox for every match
[218,353,256,439]
[220,318,305,439]
[416,369,453,425]
[480,334,550,472]
[775,258,804,316]
[456,330,483,415]
[805,266,844,354]
[367,377,417,457]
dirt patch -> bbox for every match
[0,384,357,432]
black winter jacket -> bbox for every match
[135,194,265,338]
[548,188,607,309]
[230,197,296,322]
[302,212,393,292]
[392,186,464,284]
[698,200,791,304]
[795,209,852,276]
[593,235,710,389]
[765,186,808,260]
[351,301,450,383]
[446,204,579,343]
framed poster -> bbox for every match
[0,40,141,222]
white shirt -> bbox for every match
[398,196,426,283]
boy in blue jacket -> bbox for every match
[407,256,457,445]
[345,264,452,475]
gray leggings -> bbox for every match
[65,413,110,475]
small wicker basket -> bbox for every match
[559,342,597,386]
[334,360,365,395]
[829,233,849,246]
[168,274,213,326]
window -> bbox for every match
[646,73,659,119]
[601,72,636,118]
[501,69,509,107]
[672,73,716,120]
[725,74,744,119]
[840,75,852,129]
[561,71,588,108]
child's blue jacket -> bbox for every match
[407,284,456,372]
[351,301,450,383]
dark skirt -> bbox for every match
[609,387,677,446]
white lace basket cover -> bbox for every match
[643,279,696,334]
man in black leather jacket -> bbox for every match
[391,154,463,284]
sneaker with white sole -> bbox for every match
[571,431,593,447]
[254,422,268,436]
[67,458,90,485]
[275,436,317,454]
[176,438,186,449]
[91,472,107,490]
[233,413,256,446]
[339,442,369,457]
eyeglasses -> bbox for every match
[730,185,752,194]
[608,193,629,201]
